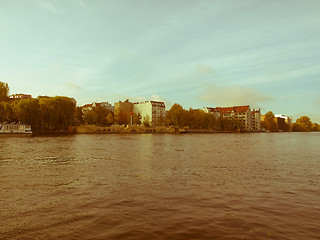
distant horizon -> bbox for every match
[1,0,319,122]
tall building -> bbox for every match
[133,101,166,126]
[251,109,262,131]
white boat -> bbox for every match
[0,123,33,134]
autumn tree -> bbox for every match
[262,111,278,132]
[296,116,313,131]
[0,82,9,102]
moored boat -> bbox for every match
[0,123,32,134]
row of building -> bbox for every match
[9,94,292,131]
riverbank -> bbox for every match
[32,125,261,134]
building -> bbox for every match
[114,99,134,124]
[203,105,260,131]
[275,114,292,131]
[217,105,252,131]
[9,94,32,100]
[82,101,113,114]
[251,109,262,131]
[202,107,220,119]
[133,101,166,126]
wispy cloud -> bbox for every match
[30,0,61,14]
[199,83,274,107]
[314,99,320,105]
[195,64,214,74]
[65,82,82,90]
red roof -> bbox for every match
[217,105,250,114]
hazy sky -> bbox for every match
[1,0,319,122]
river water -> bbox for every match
[0,133,319,239]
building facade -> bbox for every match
[133,101,166,127]
[202,107,221,119]
[275,114,292,131]
[203,105,261,131]
[251,109,262,131]
[217,105,252,131]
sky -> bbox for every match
[0,0,319,122]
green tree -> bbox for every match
[11,98,40,128]
[0,82,9,102]
[133,113,142,125]
[39,96,76,130]
[0,102,14,122]
[263,111,278,132]
[74,107,84,125]
[166,104,186,127]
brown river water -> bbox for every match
[0,133,319,240]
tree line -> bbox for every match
[262,111,320,132]
[1,81,319,132]
[1,82,75,130]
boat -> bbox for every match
[0,123,33,134]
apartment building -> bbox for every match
[133,101,166,126]
[251,109,262,131]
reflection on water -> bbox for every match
[1,133,320,239]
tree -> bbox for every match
[133,113,142,125]
[39,96,76,130]
[0,82,9,102]
[11,98,40,128]
[296,116,313,131]
[0,102,14,123]
[74,107,84,125]
[263,111,278,132]
[143,115,151,127]
[166,104,186,127]
[313,123,320,131]
[106,113,114,125]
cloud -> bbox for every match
[195,64,214,74]
[199,83,274,107]
[30,0,61,14]
[314,99,320,104]
[65,82,82,90]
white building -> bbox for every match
[202,107,220,119]
[133,101,166,126]
[251,109,262,131]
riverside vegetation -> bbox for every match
[1,81,319,132]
